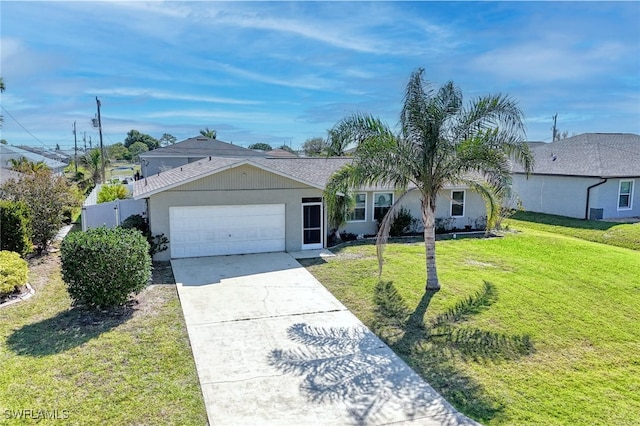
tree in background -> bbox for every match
[124,129,159,151]
[0,139,7,145]
[97,184,129,204]
[199,128,217,139]
[158,133,177,146]
[325,68,533,291]
[248,143,273,151]
[325,128,352,156]
[301,137,327,157]
[107,142,132,161]
[128,141,149,162]
[1,168,80,253]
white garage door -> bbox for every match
[169,204,286,258]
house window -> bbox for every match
[618,180,634,210]
[373,192,393,221]
[451,190,465,217]
[347,193,366,222]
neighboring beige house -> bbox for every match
[511,133,640,220]
[133,156,487,261]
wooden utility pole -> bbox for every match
[83,131,87,151]
[73,121,78,173]
[96,97,105,183]
[552,113,558,142]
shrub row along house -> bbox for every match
[98,132,635,261]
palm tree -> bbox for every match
[82,148,105,185]
[199,128,217,139]
[9,157,49,174]
[325,68,533,291]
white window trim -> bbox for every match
[617,179,634,211]
[373,192,394,221]
[450,190,466,217]
[347,192,367,223]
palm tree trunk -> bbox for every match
[422,197,440,291]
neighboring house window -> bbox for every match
[373,192,393,221]
[347,193,367,222]
[618,180,634,210]
[451,190,465,217]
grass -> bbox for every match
[302,223,640,425]
[508,211,640,251]
[0,252,207,425]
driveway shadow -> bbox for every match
[373,281,534,423]
[268,322,475,425]
[6,305,133,356]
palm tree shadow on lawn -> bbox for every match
[6,305,134,357]
[374,281,535,422]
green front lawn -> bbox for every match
[303,225,640,425]
[509,211,640,251]
[0,254,207,424]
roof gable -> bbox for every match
[133,157,351,199]
[139,137,266,158]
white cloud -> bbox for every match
[87,88,262,105]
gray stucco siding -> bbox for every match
[591,178,640,219]
[512,174,640,219]
[143,157,190,177]
[511,174,600,219]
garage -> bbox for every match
[169,204,286,258]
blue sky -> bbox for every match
[1,1,639,151]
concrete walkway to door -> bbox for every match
[172,252,478,426]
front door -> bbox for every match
[301,202,323,249]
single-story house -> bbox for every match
[0,145,66,175]
[133,156,487,261]
[511,133,640,220]
[138,137,266,177]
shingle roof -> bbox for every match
[0,145,67,170]
[512,133,640,177]
[133,156,353,199]
[139,137,266,158]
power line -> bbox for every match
[0,105,48,148]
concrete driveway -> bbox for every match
[172,252,477,426]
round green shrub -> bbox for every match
[61,227,151,308]
[0,251,29,295]
[0,200,33,257]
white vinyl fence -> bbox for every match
[81,184,147,231]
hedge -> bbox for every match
[61,227,151,308]
[0,200,32,257]
[0,251,29,295]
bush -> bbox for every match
[0,200,32,256]
[120,214,168,256]
[0,251,28,295]
[389,206,414,237]
[61,227,151,308]
[97,184,129,204]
